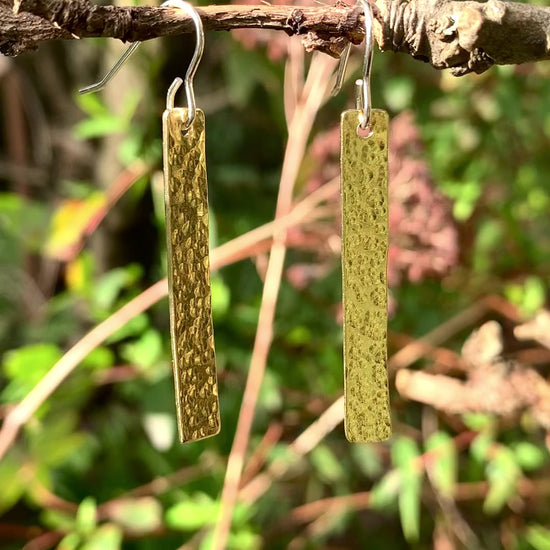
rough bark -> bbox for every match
[1,0,550,75]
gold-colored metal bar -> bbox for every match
[162,108,220,443]
[341,109,392,443]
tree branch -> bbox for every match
[0,1,365,57]
[1,0,550,74]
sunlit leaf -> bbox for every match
[425,431,457,497]
[211,275,231,319]
[525,524,550,550]
[462,413,495,431]
[120,329,162,370]
[45,193,106,261]
[81,524,123,550]
[165,494,220,531]
[108,497,163,535]
[505,276,546,316]
[228,528,261,550]
[484,446,521,514]
[470,431,495,463]
[76,497,97,536]
[40,509,76,531]
[57,533,81,550]
[513,442,548,472]
[1,343,62,402]
[65,252,95,296]
[370,469,401,510]
[391,437,422,542]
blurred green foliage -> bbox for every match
[0,4,550,549]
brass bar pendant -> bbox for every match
[162,108,220,443]
[341,109,392,443]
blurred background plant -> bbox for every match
[0,1,550,548]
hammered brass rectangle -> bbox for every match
[162,108,220,443]
[341,109,392,443]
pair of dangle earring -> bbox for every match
[80,0,220,443]
[81,0,392,445]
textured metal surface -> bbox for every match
[341,109,392,443]
[162,108,220,443]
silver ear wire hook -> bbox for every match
[330,0,374,129]
[79,0,204,128]
[356,0,373,129]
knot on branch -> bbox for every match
[15,0,136,41]
[376,0,496,74]
[16,0,90,28]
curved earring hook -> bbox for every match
[79,0,204,126]
[330,0,374,128]
[356,0,373,129]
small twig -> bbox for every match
[212,51,337,550]
[240,422,284,487]
[238,396,345,504]
[388,298,491,374]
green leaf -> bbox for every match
[470,431,494,463]
[0,456,25,513]
[391,437,422,542]
[441,180,482,221]
[425,431,457,497]
[505,277,546,316]
[310,445,345,484]
[120,329,162,370]
[285,325,313,346]
[462,413,494,431]
[75,116,125,139]
[165,494,220,531]
[76,497,97,536]
[93,265,142,312]
[66,252,95,296]
[41,509,76,531]
[81,346,115,371]
[513,442,547,472]
[108,497,162,535]
[44,193,106,260]
[105,313,149,344]
[57,533,81,550]
[211,275,231,319]
[81,524,123,550]
[75,91,109,118]
[525,524,550,550]
[28,413,88,468]
[370,469,401,510]
[228,528,261,550]
[1,344,62,402]
[484,446,521,514]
